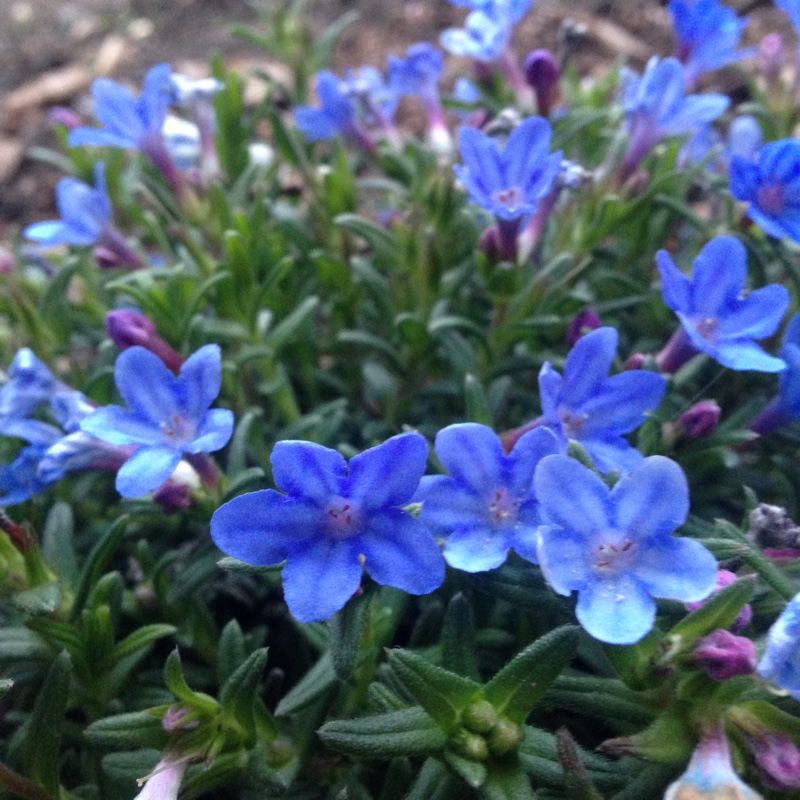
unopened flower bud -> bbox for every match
[462,700,497,734]
[451,729,489,761]
[694,629,757,681]
[479,226,502,264]
[0,247,15,275]
[488,718,523,755]
[566,309,602,347]
[623,352,647,371]
[678,400,721,439]
[162,704,199,733]
[750,733,800,791]
[152,481,193,515]
[686,570,752,632]
[523,49,560,116]
[758,33,785,86]
[48,106,82,130]
[105,309,185,372]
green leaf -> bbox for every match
[265,296,320,352]
[387,649,482,733]
[164,649,218,714]
[0,627,52,663]
[484,626,580,724]
[479,759,536,800]
[318,707,447,758]
[85,710,168,750]
[219,648,269,744]
[217,620,248,688]
[12,584,61,617]
[441,593,479,681]
[404,758,458,800]
[275,651,337,716]
[464,375,493,427]
[25,651,71,797]
[334,213,401,264]
[226,409,263,479]
[442,748,487,788]
[112,624,176,662]
[328,592,369,680]
[41,502,77,585]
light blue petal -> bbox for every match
[506,426,561,498]
[67,127,137,149]
[360,509,444,592]
[346,432,428,510]
[138,63,173,132]
[116,346,180,424]
[443,523,512,572]
[176,344,222,420]
[434,423,504,495]
[538,362,563,422]
[581,436,644,475]
[713,339,786,372]
[458,126,503,200]
[270,440,347,504]
[281,537,362,622]
[537,526,591,595]
[211,491,320,566]
[115,446,182,497]
[80,405,163,446]
[92,78,143,139]
[633,536,718,601]
[656,250,692,312]
[576,575,656,644]
[185,408,233,454]
[23,221,91,247]
[419,477,485,535]
[501,117,552,190]
[661,94,728,136]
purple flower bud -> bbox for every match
[162,704,199,733]
[0,247,16,275]
[686,570,753,632]
[479,226,502,263]
[758,33,785,85]
[750,733,800,791]
[566,309,602,347]
[694,629,757,681]
[678,400,721,439]
[152,481,192,516]
[105,310,185,372]
[623,353,647,371]
[523,49,560,116]
[48,107,82,130]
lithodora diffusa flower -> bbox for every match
[535,454,717,644]
[210,433,445,623]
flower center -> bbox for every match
[593,537,637,575]
[493,186,524,211]
[694,316,718,343]
[326,498,362,540]
[757,184,785,215]
[161,412,195,446]
[487,486,519,528]
[559,407,588,439]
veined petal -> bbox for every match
[116,445,182,497]
[580,372,666,436]
[611,456,689,540]
[270,440,346,504]
[760,138,800,184]
[116,347,180,423]
[281,537,362,622]
[138,63,173,132]
[560,328,618,408]
[434,423,504,495]
[656,250,692,312]
[718,284,790,339]
[185,408,233,454]
[176,344,222,420]
[443,522,512,572]
[534,454,610,539]
[633,536,718,601]
[661,94,728,135]
[506,426,561,498]
[55,178,107,236]
[576,575,656,644]
[690,236,747,316]
[538,362,563,422]
[419,477,485,535]
[501,116,552,190]
[728,155,760,201]
[346,432,428,509]
[360,509,445,592]
[80,405,163,446]
[458,126,503,199]
[92,78,143,138]
[211,491,320,566]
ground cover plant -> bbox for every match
[2,0,800,797]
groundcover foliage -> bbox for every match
[2,0,800,797]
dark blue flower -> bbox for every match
[295,71,357,143]
[442,0,533,61]
[454,116,561,221]
[656,236,789,372]
[388,43,443,102]
[757,590,800,701]
[23,162,112,248]
[538,327,666,474]
[80,344,233,497]
[68,64,174,151]
[620,57,729,179]
[729,138,800,242]
[669,0,754,86]
[418,423,559,572]
[535,454,717,644]
[210,433,445,623]
[0,442,58,507]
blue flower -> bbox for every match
[68,64,174,151]
[210,433,445,623]
[23,162,112,248]
[538,327,666,474]
[656,236,789,372]
[80,345,233,498]
[442,0,533,61]
[776,0,800,31]
[669,0,754,86]
[757,590,800,701]
[0,442,58,507]
[727,114,763,161]
[418,423,559,572]
[388,43,443,102]
[454,116,561,222]
[729,138,800,242]
[0,348,57,431]
[535,454,718,644]
[752,313,800,433]
[620,57,729,179]
[295,71,358,143]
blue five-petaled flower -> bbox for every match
[418,423,560,572]
[538,327,666,474]
[441,0,533,62]
[80,344,233,498]
[210,433,445,623]
[535,454,718,644]
[657,236,789,372]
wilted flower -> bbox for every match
[211,433,445,622]
[535,454,718,644]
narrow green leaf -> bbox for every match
[464,375,493,427]
[441,593,479,681]
[41,502,77,585]
[12,584,61,617]
[26,651,71,797]
[479,759,536,800]
[442,748,487,788]
[266,296,320,353]
[404,758,458,800]
[112,624,176,662]
[334,213,401,263]
[164,649,218,714]
[328,593,369,680]
[484,626,580,724]
[275,651,337,716]
[217,620,247,687]
[219,648,269,743]
[85,710,168,750]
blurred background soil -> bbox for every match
[0,0,789,242]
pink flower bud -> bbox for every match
[694,629,757,681]
[48,107,82,130]
[623,353,647,371]
[678,400,721,439]
[758,34,785,85]
[750,733,800,791]
[566,309,602,347]
[523,49,560,116]
[686,570,752,632]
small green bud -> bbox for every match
[451,729,489,762]
[462,700,498,734]
[488,719,524,756]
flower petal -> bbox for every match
[185,408,234,454]
[92,78,143,139]
[419,477,484,535]
[116,347,180,424]
[360,509,445,592]
[536,526,590,594]
[176,344,222,419]
[116,446,182,497]
[690,236,747,316]
[560,328,618,409]
[80,405,163,446]
[443,523,512,572]
[576,575,656,644]
[506,426,561,497]
[458,126,503,200]
[211,491,320,566]
[714,339,786,372]
[656,249,691,312]
[270,440,346,504]
[434,423,504,495]
[580,372,665,436]
[633,536,718,602]
[718,284,790,339]
[501,116,551,189]
[346,432,428,509]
